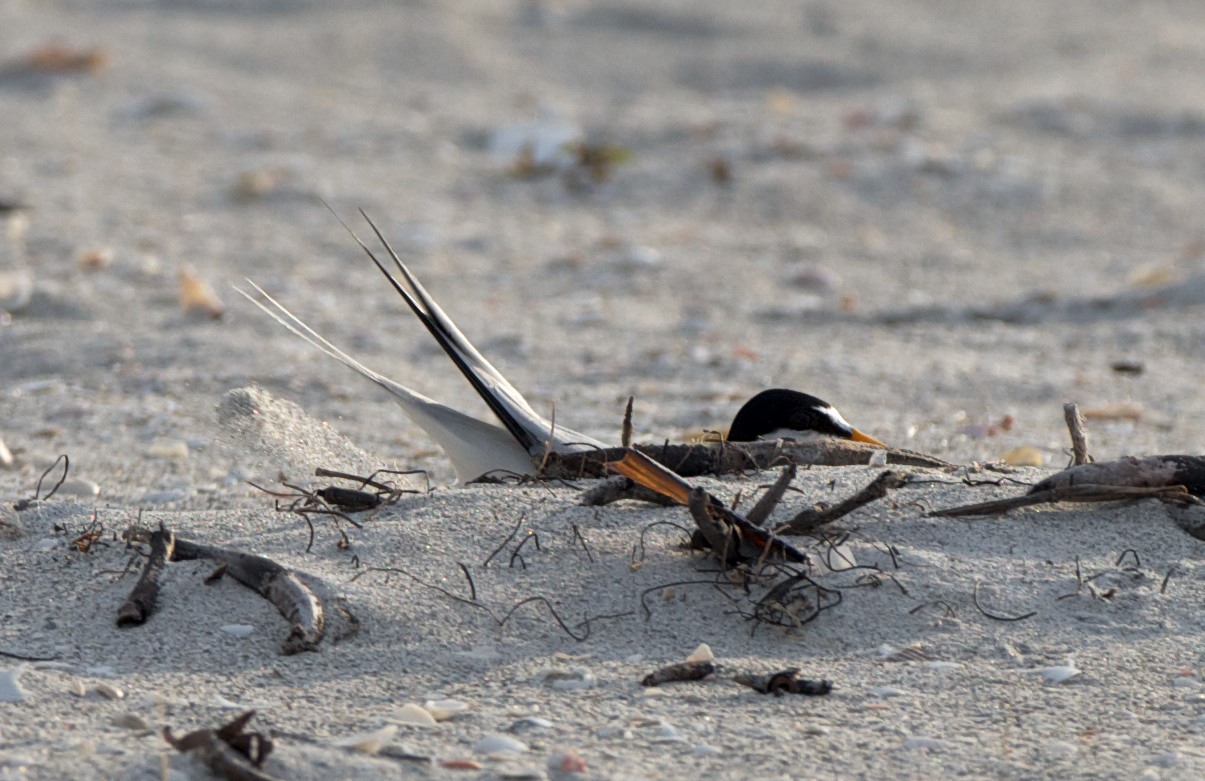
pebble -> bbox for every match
[390,703,438,726]
[0,665,28,702]
[543,667,596,691]
[220,624,254,638]
[472,734,528,756]
[332,724,397,754]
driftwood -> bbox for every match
[641,660,717,687]
[781,470,907,535]
[163,711,278,781]
[116,525,175,627]
[1029,455,1205,497]
[1063,403,1092,466]
[731,668,833,696]
[544,439,950,481]
[124,526,325,654]
[931,456,1205,524]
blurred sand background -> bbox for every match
[3,1,1205,779]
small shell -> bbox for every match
[684,643,714,664]
[1001,445,1044,467]
[332,724,397,754]
[422,699,468,721]
[0,666,28,703]
[94,682,124,700]
[390,703,437,726]
[547,749,587,773]
[179,266,224,319]
[1024,664,1081,684]
[472,734,528,756]
[0,436,13,468]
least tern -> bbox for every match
[241,213,606,483]
[727,388,885,447]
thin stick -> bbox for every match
[1063,402,1092,466]
[621,396,635,448]
[116,524,176,627]
[780,471,906,534]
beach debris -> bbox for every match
[389,703,437,726]
[0,665,28,702]
[510,716,554,732]
[1001,445,1043,467]
[116,523,173,627]
[163,711,277,781]
[440,758,483,770]
[147,440,190,460]
[123,525,326,654]
[78,248,113,270]
[1023,662,1082,684]
[641,660,717,687]
[93,682,125,700]
[543,667,597,691]
[561,438,949,486]
[1064,402,1091,466]
[684,643,714,663]
[473,734,529,757]
[180,265,224,319]
[732,668,833,696]
[1081,402,1143,422]
[932,456,1205,519]
[1110,360,1144,375]
[423,699,469,721]
[547,749,587,773]
[249,467,424,552]
[1,41,107,76]
[331,724,397,754]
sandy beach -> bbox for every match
[3,1,1205,778]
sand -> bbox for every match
[2,1,1205,779]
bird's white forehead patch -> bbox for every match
[820,404,854,434]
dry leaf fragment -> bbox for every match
[179,265,223,319]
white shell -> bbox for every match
[332,724,397,754]
[94,683,125,700]
[390,703,437,726]
[473,734,528,756]
[1024,664,1081,684]
[0,666,28,703]
[422,699,468,721]
[684,643,714,664]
